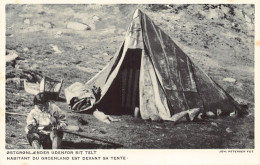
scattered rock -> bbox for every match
[10,134,16,137]
[206,111,216,118]
[210,122,218,127]
[24,18,30,25]
[216,109,222,116]
[75,45,85,51]
[6,33,14,37]
[50,44,62,54]
[229,111,237,117]
[197,113,203,120]
[103,52,109,56]
[59,60,68,65]
[6,52,19,63]
[43,22,54,28]
[72,60,82,65]
[154,126,162,129]
[23,47,29,52]
[67,22,91,31]
[56,31,62,35]
[92,15,101,21]
[186,108,200,121]
[226,128,232,133]
[223,77,236,83]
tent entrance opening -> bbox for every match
[97,49,142,115]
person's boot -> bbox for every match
[31,140,41,149]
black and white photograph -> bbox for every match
[1,2,259,165]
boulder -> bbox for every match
[67,22,91,31]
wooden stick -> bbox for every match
[6,112,27,116]
[63,130,123,147]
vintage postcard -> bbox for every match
[0,0,259,164]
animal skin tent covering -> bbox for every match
[65,9,247,121]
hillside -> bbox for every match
[5,4,254,149]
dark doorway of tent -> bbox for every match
[96,49,142,115]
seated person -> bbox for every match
[25,92,67,149]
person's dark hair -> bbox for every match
[33,92,49,105]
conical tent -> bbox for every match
[65,9,246,121]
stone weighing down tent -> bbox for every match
[65,9,247,121]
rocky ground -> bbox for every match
[5,4,254,149]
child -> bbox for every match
[25,92,67,149]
